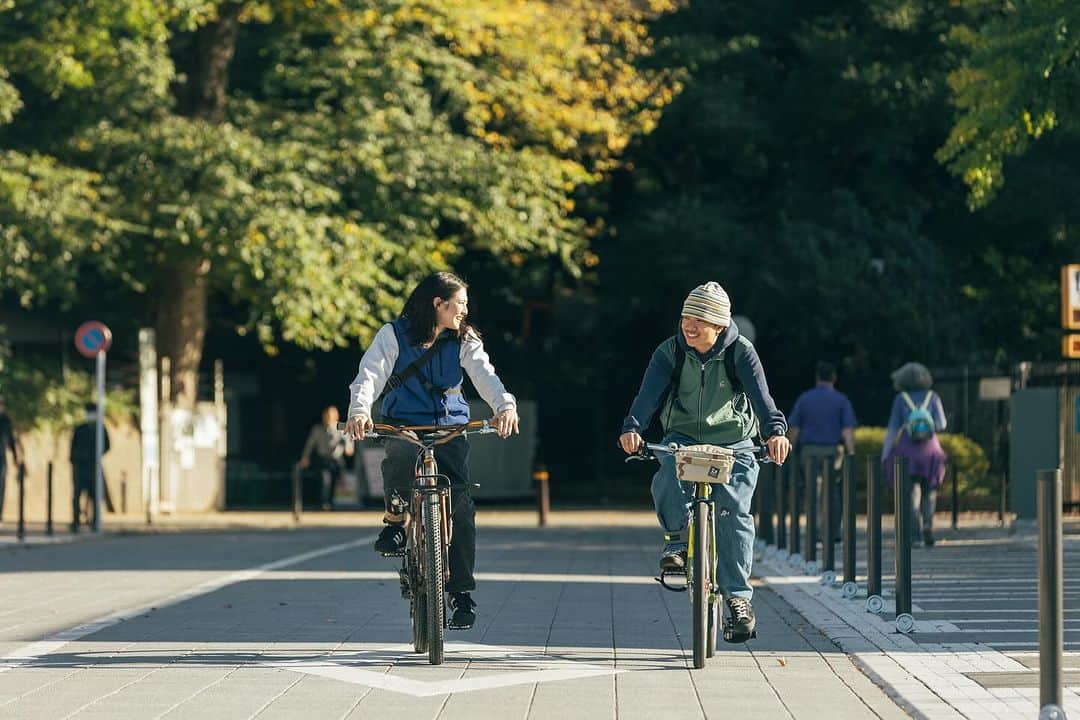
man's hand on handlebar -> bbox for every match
[619,431,643,455]
[344,414,374,440]
[766,434,792,465]
[494,407,520,438]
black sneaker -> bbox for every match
[923,530,936,547]
[447,592,477,630]
[374,523,406,556]
[723,596,757,643]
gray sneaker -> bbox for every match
[660,542,687,572]
[723,596,757,643]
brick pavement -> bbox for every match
[0,515,905,719]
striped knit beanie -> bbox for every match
[682,282,731,326]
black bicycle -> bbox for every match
[339,419,496,665]
[628,441,770,668]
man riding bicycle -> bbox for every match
[619,282,790,642]
[344,272,519,630]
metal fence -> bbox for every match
[931,361,1080,511]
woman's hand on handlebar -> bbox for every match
[494,407,520,438]
[344,414,374,440]
[619,431,643,455]
[766,434,792,465]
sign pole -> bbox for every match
[75,320,113,533]
[94,350,106,532]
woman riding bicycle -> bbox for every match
[618,282,790,643]
[344,271,519,630]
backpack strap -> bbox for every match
[657,337,685,414]
[918,390,934,411]
[900,391,916,411]
[383,334,451,394]
[724,340,744,395]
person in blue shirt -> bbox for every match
[882,362,948,547]
[787,362,857,543]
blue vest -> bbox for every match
[381,319,470,426]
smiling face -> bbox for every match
[434,288,469,333]
[680,315,724,353]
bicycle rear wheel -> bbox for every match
[423,495,446,665]
[691,498,710,669]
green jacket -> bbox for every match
[622,322,787,445]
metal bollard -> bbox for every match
[950,463,959,531]
[775,462,788,552]
[821,456,835,580]
[292,463,302,523]
[788,459,802,563]
[866,455,884,614]
[803,456,818,569]
[893,456,914,633]
[121,473,128,515]
[1038,469,1064,717]
[760,464,775,546]
[999,472,1008,527]
[841,456,858,598]
[533,467,550,528]
[16,462,26,542]
[46,462,54,536]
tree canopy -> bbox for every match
[0,0,677,406]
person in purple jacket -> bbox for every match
[882,362,948,547]
[787,362,856,543]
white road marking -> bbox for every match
[0,535,377,673]
[266,642,620,697]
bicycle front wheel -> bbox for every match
[423,495,446,665]
[691,498,710,669]
[706,504,719,658]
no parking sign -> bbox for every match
[74,321,112,358]
[74,320,112,532]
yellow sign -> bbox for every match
[1065,334,1080,359]
[1064,264,1080,330]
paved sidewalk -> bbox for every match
[756,520,1080,719]
[0,516,905,719]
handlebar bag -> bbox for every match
[674,444,735,484]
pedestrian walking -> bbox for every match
[882,362,948,547]
[71,402,112,531]
[787,361,857,542]
[0,395,21,523]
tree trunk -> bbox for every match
[178,2,243,121]
[157,259,210,410]
[159,4,242,409]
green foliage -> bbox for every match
[854,426,994,509]
[0,0,677,352]
[939,1,1080,208]
[0,331,136,434]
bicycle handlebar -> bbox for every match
[335,419,497,447]
[625,441,773,464]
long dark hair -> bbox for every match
[400,271,479,345]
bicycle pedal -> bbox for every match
[380,551,406,558]
[446,623,474,631]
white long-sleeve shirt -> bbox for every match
[347,324,516,421]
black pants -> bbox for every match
[313,458,344,508]
[0,463,6,522]
[382,435,476,593]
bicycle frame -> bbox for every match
[338,419,495,665]
[626,440,770,667]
